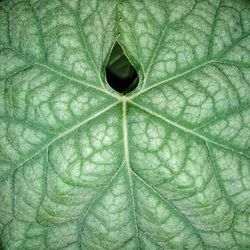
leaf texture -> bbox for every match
[0,0,250,249]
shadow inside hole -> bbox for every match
[106,43,138,94]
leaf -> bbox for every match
[0,0,250,249]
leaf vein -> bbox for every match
[130,101,250,159]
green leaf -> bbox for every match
[0,0,250,249]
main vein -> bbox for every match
[122,99,140,248]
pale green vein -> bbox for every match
[129,100,250,159]
[80,160,124,223]
[131,32,250,100]
[205,142,237,212]
[143,24,168,88]
[79,161,125,248]
[2,46,120,99]
[61,1,103,86]
[131,169,204,247]
[0,101,120,182]
[122,99,140,249]
[130,60,217,99]
[36,62,120,99]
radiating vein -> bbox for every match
[36,62,119,99]
[0,101,120,182]
[130,60,217,99]
[122,99,140,249]
[79,161,124,224]
[131,169,204,246]
[130,100,250,159]
[143,24,168,88]
[1,46,120,99]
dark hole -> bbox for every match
[106,43,138,94]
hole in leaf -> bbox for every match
[106,43,138,94]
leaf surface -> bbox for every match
[0,0,250,249]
